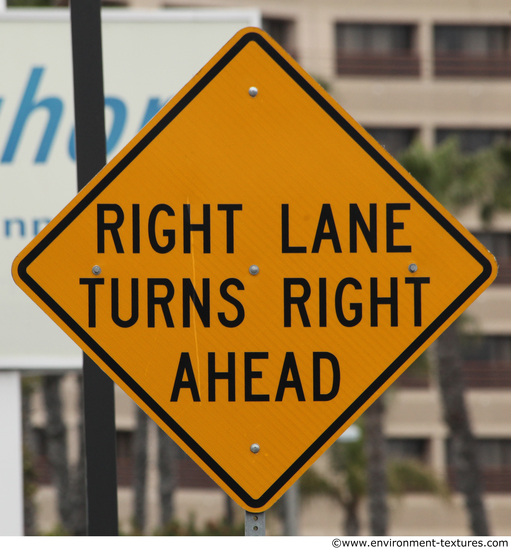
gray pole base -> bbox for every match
[245,511,266,536]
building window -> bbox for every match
[114,430,217,489]
[460,335,511,388]
[365,127,417,157]
[436,128,511,153]
[394,352,430,388]
[447,439,511,492]
[177,454,218,489]
[335,23,420,77]
[434,25,511,77]
[116,430,133,487]
[472,232,511,285]
[387,438,430,463]
[262,17,297,59]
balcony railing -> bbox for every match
[397,360,511,389]
[448,466,511,492]
[492,257,511,285]
[117,456,133,487]
[395,368,430,388]
[178,456,217,489]
[336,51,420,77]
[462,360,511,388]
[35,455,52,485]
[435,53,511,78]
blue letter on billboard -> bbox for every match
[2,67,63,164]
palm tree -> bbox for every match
[363,137,484,535]
[364,397,388,535]
[399,138,501,219]
[21,376,38,535]
[158,427,179,528]
[41,374,87,535]
[435,322,488,535]
[42,375,72,532]
[300,424,449,535]
[364,354,430,535]
[397,138,511,535]
[300,431,366,535]
[68,374,86,536]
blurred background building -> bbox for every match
[17,0,511,535]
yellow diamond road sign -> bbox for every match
[13,28,497,511]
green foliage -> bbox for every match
[23,445,38,502]
[300,466,340,501]
[473,143,511,223]
[399,138,484,211]
[406,351,431,379]
[301,449,449,502]
[388,459,450,498]
[7,0,55,6]
[330,436,367,503]
[312,75,331,93]
[22,375,41,396]
[300,430,366,509]
[155,517,244,536]
[300,427,449,535]
[399,138,511,225]
[45,516,245,536]
[41,524,69,536]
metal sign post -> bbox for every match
[69,0,118,535]
[245,511,265,536]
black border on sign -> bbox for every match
[17,32,494,509]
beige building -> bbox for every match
[29,0,511,536]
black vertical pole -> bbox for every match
[70,0,119,536]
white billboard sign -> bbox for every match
[0,9,260,370]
